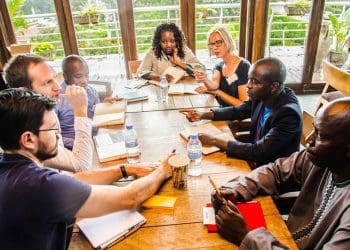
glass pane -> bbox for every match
[195,0,241,71]
[133,0,180,57]
[70,0,124,80]
[266,1,349,84]
[7,0,64,61]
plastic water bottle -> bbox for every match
[187,133,202,176]
[159,74,169,102]
[124,124,140,163]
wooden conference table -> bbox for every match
[113,76,220,113]
[69,106,297,249]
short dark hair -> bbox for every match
[152,23,186,60]
[62,55,89,84]
[255,57,286,87]
[0,88,56,150]
[3,54,45,89]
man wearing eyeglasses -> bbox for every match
[3,54,93,172]
[180,57,302,167]
[0,89,172,249]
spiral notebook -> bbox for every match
[77,210,146,249]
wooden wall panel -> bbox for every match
[301,0,326,86]
[117,0,137,79]
[0,0,16,45]
[239,0,248,57]
[54,0,78,56]
[180,0,196,53]
[252,0,269,62]
[246,0,255,62]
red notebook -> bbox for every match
[206,201,266,233]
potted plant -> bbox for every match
[33,42,56,61]
[284,0,311,16]
[328,10,350,66]
[196,6,217,19]
[74,5,100,25]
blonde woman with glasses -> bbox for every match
[195,27,251,107]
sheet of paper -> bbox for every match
[203,207,216,225]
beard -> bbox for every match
[35,136,58,161]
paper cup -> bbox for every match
[168,154,190,189]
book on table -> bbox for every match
[92,99,127,127]
[168,83,200,95]
[94,131,127,163]
[77,210,146,249]
[147,66,185,85]
[120,90,148,103]
[180,123,233,155]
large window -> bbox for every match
[7,0,63,61]
[133,0,180,55]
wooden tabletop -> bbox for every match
[114,76,220,113]
[69,110,298,250]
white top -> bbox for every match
[44,117,93,172]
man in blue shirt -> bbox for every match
[0,88,172,249]
[57,55,100,149]
[180,58,302,167]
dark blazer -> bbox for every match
[212,87,302,167]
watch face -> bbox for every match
[120,165,128,178]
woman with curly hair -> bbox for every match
[195,27,250,107]
[137,23,204,81]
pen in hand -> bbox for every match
[208,176,226,204]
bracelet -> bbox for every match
[120,165,128,178]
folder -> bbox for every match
[77,210,146,249]
[204,201,266,233]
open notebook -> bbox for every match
[92,99,127,127]
[180,123,234,155]
[77,210,146,249]
[168,83,200,95]
[94,131,127,163]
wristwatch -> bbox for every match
[120,165,128,178]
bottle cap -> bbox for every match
[190,133,198,140]
[126,124,133,130]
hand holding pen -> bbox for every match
[209,176,241,213]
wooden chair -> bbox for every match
[89,81,112,101]
[128,60,142,79]
[9,44,31,55]
[315,60,350,113]
[301,110,314,147]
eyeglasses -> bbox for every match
[35,128,60,133]
[208,40,224,48]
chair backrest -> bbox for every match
[9,44,31,55]
[88,80,112,101]
[128,60,142,79]
[315,60,350,113]
[301,111,314,146]
[323,60,350,95]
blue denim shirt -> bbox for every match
[57,81,100,150]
